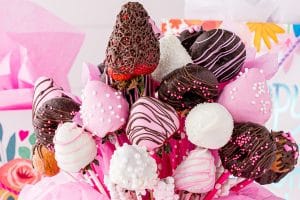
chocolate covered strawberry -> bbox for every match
[105,2,160,81]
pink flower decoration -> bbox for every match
[0,158,41,193]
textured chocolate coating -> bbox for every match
[105,2,160,81]
[190,29,246,82]
[178,28,204,51]
[219,122,276,179]
[158,64,219,111]
[255,131,299,184]
[33,97,80,147]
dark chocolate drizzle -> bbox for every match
[32,78,64,117]
[158,64,219,111]
[219,122,276,179]
[126,97,179,146]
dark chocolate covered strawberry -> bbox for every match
[105,2,160,81]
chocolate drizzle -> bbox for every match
[255,131,299,184]
[126,97,179,147]
[33,97,80,147]
[105,2,160,81]
[32,78,64,116]
[190,29,246,82]
[158,64,219,112]
[219,122,276,179]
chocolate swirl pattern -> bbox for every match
[158,64,219,111]
[126,97,179,150]
[219,122,276,179]
[190,29,246,82]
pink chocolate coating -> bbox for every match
[80,81,129,137]
[218,68,272,124]
[173,148,216,193]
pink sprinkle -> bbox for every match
[284,144,293,152]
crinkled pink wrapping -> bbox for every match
[216,183,283,200]
[81,62,101,86]
[0,0,84,110]
[19,172,108,200]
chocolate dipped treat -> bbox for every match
[105,2,160,81]
[178,28,204,51]
[33,97,80,148]
[255,131,299,184]
[158,64,219,112]
[219,122,276,179]
[190,29,246,82]
[126,97,179,151]
[32,143,59,176]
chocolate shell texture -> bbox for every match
[219,122,276,179]
[105,2,160,81]
[158,64,219,111]
[190,29,246,82]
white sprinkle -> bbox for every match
[260,69,264,74]
[111,111,115,115]
[232,87,237,91]
[106,93,110,98]
[92,90,97,96]
[255,94,259,98]
[108,106,113,110]
[117,104,122,109]
[251,101,256,105]
[116,115,120,119]
[120,118,125,122]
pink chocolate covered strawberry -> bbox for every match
[105,2,160,81]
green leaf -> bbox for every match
[29,134,36,145]
[18,146,30,159]
[6,133,16,161]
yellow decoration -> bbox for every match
[247,23,285,52]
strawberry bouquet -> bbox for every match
[19,2,298,200]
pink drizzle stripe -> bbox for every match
[193,30,224,62]
[198,33,236,64]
